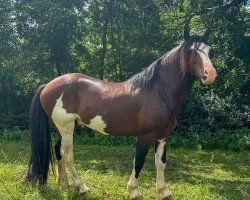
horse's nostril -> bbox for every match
[204,69,208,75]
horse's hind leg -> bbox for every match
[52,105,89,194]
[54,139,69,187]
[60,125,90,194]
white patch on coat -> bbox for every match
[193,42,212,66]
[51,94,77,135]
[87,115,109,135]
[51,93,109,137]
[190,43,195,50]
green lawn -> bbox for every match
[0,139,249,200]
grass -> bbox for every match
[0,139,249,200]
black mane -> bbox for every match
[130,59,162,91]
[129,35,210,91]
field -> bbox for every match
[0,139,249,200]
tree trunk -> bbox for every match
[55,59,62,76]
[99,2,109,80]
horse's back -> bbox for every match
[39,73,100,116]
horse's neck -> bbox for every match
[174,73,195,105]
[156,63,195,109]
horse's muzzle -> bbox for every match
[201,64,217,85]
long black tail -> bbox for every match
[24,85,51,185]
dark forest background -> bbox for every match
[0,0,249,149]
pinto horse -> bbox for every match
[24,29,216,200]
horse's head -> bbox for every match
[182,27,217,85]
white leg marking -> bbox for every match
[61,135,89,194]
[155,139,173,200]
[127,160,142,199]
[51,94,89,194]
[57,158,69,187]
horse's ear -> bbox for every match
[204,28,210,39]
[184,25,190,41]
[156,58,162,66]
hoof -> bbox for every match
[79,186,90,195]
[130,190,143,200]
[22,176,36,186]
[21,179,30,185]
[162,194,174,200]
[132,192,143,200]
[127,182,142,199]
[161,194,174,200]
[158,189,174,200]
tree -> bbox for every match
[16,0,86,76]
[0,0,249,131]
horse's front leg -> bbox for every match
[155,139,173,200]
[127,134,155,199]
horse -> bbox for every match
[24,28,216,200]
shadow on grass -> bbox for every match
[165,149,249,173]
[168,172,249,199]
[73,147,249,178]
[73,146,249,199]
[0,140,249,199]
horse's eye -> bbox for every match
[189,48,198,58]
[189,48,196,53]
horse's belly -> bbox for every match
[105,124,139,136]
[78,114,138,136]
[104,113,139,136]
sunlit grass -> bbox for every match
[0,139,249,200]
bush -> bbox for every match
[0,128,29,141]
[1,127,249,150]
[170,127,250,150]
[74,130,136,146]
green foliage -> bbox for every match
[0,128,248,150]
[170,127,250,150]
[0,128,29,141]
[0,0,16,62]
[75,131,137,146]
[0,0,249,147]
